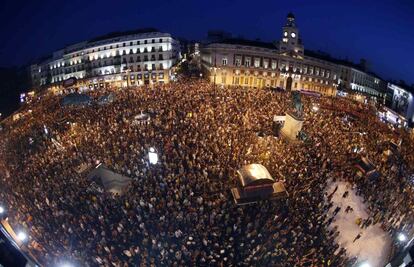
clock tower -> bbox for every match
[279,12,304,58]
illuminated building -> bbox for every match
[201,13,340,96]
[337,61,387,103]
[387,83,414,126]
[30,28,181,89]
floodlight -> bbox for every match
[0,206,4,214]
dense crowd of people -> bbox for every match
[1,79,414,266]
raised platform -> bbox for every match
[280,112,304,141]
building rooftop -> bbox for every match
[304,50,385,80]
[88,28,160,43]
[214,38,277,50]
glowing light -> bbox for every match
[148,147,158,164]
[0,206,4,214]
[59,262,74,267]
[312,105,319,112]
[398,233,407,242]
[17,231,27,242]
[359,262,371,267]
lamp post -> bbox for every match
[126,68,131,88]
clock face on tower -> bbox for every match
[291,32,296,38]
[284,31,288,37]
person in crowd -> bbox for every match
[0,78,413,266]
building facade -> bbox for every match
[387,83,414,126]
[338,65,387,102]
[201,13,340,96]
[30,29,181,90]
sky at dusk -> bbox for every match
[0,0,413,84]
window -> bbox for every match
[151,63,155,70]
[151,55,156,61]
[137,56,141,62]
[222,57,227,66]
[159,63,164,70]
[151,47,155,52]
[235,58,241,66]
[144,47,148,53]
[144,40,147,44]
[130,42,133,46]
[123,43,126,47]
[159,38,163,43]
[271,61,277,69]
[245,58,251,67]
[254,58,260,68]
[263,60,269,69]
[158,54,163,60]
[144,64,148,70]
[152,39,155,43]
[158,46,163,52]
[294,82,297,88]
[144,55,148,61]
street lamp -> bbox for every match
[148,147,158,164]
[123,67,131,88]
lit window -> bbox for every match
[254,58,260,68]
[245,58,251,67]
[235,58,241,66]
[222,58,227,66]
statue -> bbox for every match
[280,90,304,141]
[291,91,303,118]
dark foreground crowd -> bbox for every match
[1,80,414,266]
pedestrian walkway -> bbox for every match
[326,181,392,267]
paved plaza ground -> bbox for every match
[327,181,392,267]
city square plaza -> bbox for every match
[1,78,414,266]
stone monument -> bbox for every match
[281,91,304,141]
